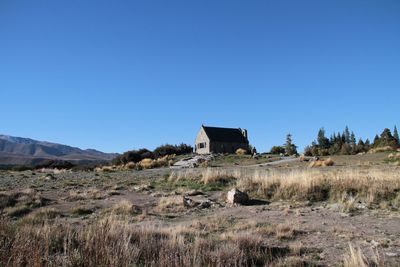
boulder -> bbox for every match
[183,196,199,208]
[183,196,212,209]
[185,190,205,196]
[226,188,249,205]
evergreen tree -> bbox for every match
[337,132,343,147]
[350,132,356,147]
[364,139,371,151]
[317,128,330,149]
[365,139,370,146]
[379,128,397,147]
[373,134,380,147]
[329,134,334,145]
[357,138,365,153]
[344,126,350,144]
[285,134,298,156]
[394,126,400,146]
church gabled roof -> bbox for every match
[202,126,248,143]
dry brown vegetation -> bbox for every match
[96,155,175,172]
[308,158,334,167]
[1,155,399,266]
[236,148,248,155]
[170,166,400,207]
[0,216,307,267]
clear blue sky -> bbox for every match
[1,1,399,153]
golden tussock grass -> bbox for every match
[368,146,396,153]
[309,158,334,167]
[236,148,247,155]
[20,207,61,225]
[155,196,185,213]
[343,244,369,267]
[275,222,297,240]
[171,166,400,204]
[111,200,139,215]
[0,216,298,267]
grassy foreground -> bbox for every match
[1,163,399,266]
[170,166,400,209]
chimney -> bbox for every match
[242,129,248,140]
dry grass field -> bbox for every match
[1,153,400,266]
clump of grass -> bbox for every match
[275,222,296,240]
[112,200,140,215]
[4,205,33,218]
[69,205,94,216]
[309,158,335,167]
[171,166,400,207]
[1,189,47,218]
[20,208,61,225]
[235,148,248,155]
[67,188,108,201]
[155,171,230,192]
[0,192,18,209]
[340,193,359,214]
[343,244,368,267]
[0,217,307,266]
[155,196,185,213]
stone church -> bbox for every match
[195,125,249,154]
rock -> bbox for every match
[133,184,153,192]
[43,174,56,180]
[183,196,212,209]
[385,252,398,257]
[185,190,205,196]
[226,188,249,205]
[183,196,199,208]
[356,202,367,209]
[198,201,211,209]
[327,203,341,211]
[370,240,379,248]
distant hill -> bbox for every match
[0,134,117,167]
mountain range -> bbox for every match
[0,134,117,166]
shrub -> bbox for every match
[235,148,248,155]
[270,146,285,155]
[112,144,192,166]
[153,143,193,158]
[139,158,154,169]
[111,149,154,165]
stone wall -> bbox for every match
[195,127,210,154]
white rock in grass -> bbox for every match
[226,188,249,205]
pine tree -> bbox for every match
[394,126,400,146]
[350,132,356,146]
[337,133,343,147]
[373,134,380,147]
[341,134,346,145]
[344,126,350,144]
[364,139,371,151]
[379,128,397,147]
[317,128,330,149]
[285,134,297,156]
[357,138,365,153]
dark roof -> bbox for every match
[202,126,248,143]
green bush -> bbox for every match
[111,149,154,165]
[153,143,193,157]
[111,144,193,166]
[270,146,285,155]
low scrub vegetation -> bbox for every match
[170,166,400,207]
[0,216,307,266]
[235,148,248,155]
[112,144,193,166]
[0,189,48,218]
